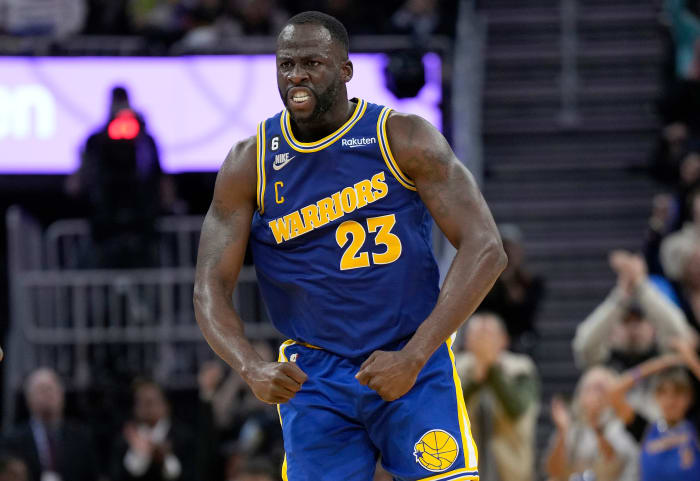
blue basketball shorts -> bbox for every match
[276,338,479,481]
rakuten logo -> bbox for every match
[0,84,56,140]
[341,137,377,148]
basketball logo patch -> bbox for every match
[413,429,459,472]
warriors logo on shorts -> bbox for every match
[413,429,459,472]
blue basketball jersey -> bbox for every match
[640,419,700,481]
[249,98,440,359]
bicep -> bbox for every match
[417,160,493,248]
[195,140,257,290]
[197,203,252,289]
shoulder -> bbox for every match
[384,111,454,180]
[385,111,442,148]
[221,135,257,176]
[215,135,257,194]
[207,134,259,216]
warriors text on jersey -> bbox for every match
[249,98,440,359]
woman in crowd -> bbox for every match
[544,366,639,481]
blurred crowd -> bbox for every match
[0,0,456,51]
[535,2,700,480]
[12,1,700,481]
[0,345,285,481]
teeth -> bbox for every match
[292,93,310,103]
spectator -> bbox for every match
[573,250,691,371]
[608,342,700,481]
[196,342,283,480]
[661,220,700,330]
[544,366,639,481]
[478,224,544,353]
[0,368,99,481]
[669,154,700,228]
[109,379,195,481]
[0,455,28,481]
[67,86,176,268]
[645,193,678,276]
[456,312,539,481]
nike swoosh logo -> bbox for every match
[272,156,296,170]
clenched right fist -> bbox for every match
[243,361,308,404]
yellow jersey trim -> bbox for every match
[281,99,367,153]
[417,469,479,481]
[255,123,261,212]
[256,121,267,214]
[377,107,417,191]
[276,340,294,481]
[446,337,479,470]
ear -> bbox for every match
[342,59,353,83]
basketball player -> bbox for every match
[194,11,506,481]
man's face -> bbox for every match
[611,315,655,355]
[276,23,351,124]
[26,370,64,421]
[134,384,168,426]
[579,370,611,422]
[465,315,507,356]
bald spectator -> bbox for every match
[110,379,195,481]
[0,368,99,481]
[456,313,539,481]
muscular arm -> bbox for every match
[193,137,306,404]
[357,113,507,401]
[393,113,507,362]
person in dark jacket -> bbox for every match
[110,379,195,481]
[0,368,99,481]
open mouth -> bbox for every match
[292,92,310,103]
[288,88,313,107]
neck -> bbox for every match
[290,97,355,142]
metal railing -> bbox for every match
[3,207,276,429]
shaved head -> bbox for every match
[280,11,349,58]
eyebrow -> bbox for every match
[276,52,329,61]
